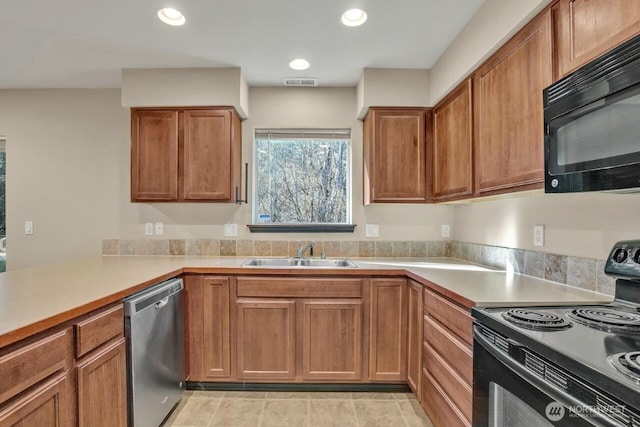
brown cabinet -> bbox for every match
[553,0,640,78]
[232,276,365,382]
[131,107,242,202]
[369,278,407,381]
[76,338,127,427]
[236,299,296,380]
[363,108,430,203]
[433,79,474,201]
[186,276,232,381]
[302,300,363,381]
[473,9,552,196]
[406,280,423,399]
[73,304,127,427]
[0,329,73,426]
[421,288,473,427]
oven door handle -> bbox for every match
[473,325,619,425]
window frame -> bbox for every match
[249,128,355,233]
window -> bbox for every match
[252,129,353,232]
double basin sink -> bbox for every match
[242,257,357,268]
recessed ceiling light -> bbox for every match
[341,8,367,27]
[289,59,310,71]
[157,7,186,26]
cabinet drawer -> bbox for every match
[74,305,124,358]
[421,369,470,427]
[423,316,472,383]
[424,288,472,345]
[0,328,72,403]
[237,277,362,298]
[423,343,472,421]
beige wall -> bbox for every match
[0,90,128,269]
[0,87,453,269]
[430,0,552,103]
[356,68,431,117]
[453,192,640,260]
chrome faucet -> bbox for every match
[296,241,315,259]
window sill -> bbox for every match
[247,224,357,233]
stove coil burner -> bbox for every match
[502,309,572,331]
[568,307,640,333]
[610,352,640,383]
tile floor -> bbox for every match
[163,391,434,427]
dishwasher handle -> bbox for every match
[124,278,183,316]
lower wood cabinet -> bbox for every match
[76,338,127,427]
[302,300,363,381]
[369,278,407,381]
[186,276,232,381]
[0,373,70,426]
[236,299,296,380]
[421,288,473,427]
[407,280,423,399]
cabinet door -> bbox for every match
[554,0,640,78]
[407,280,423,399]
[131,110,179,201]
[364,108,428,203]
[0,373,70,426]
[236,299,296,380]
[369,279,407,381]
[473,10,552,195]
[183,109,239,201]
[433,79,473,201]
[186,276,231,380]
[76,338,127,427]
[302,300,363,381]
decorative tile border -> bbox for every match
[450,241,615,296]
[102,239,452,258]
[102,238,615,296]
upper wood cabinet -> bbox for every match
[363,108,431,203]
[432,79,473,201]
[131,107,242,203]
[473,9,552,196]
[554,0,640,79]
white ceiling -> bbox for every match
[0,0,485,88]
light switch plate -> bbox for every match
[144,223,154,236]
[441,224,451,238]
[24,220,33,235]
[224,223,238,237]
[365,224,379,237]
[534,225,544,247]
[154,222,164,236]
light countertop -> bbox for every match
[0,255,613,348]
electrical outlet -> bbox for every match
[441,224,451,238]
[365,224,379,238]
[144,223,154,236]
[154,222,164,236]
[24,220,33,235]
[224,223,238,237]
[534,225,545,247]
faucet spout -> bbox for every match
[296,241,315,259]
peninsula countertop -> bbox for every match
[0,255,613,348]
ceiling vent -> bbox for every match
[282,77,318,87]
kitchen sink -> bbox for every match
[241,257,357,268]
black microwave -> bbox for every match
[544,33,640,193]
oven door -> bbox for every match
[473,325,618,427]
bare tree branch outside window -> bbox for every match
[255,136,349,224]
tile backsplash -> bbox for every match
[102,238,616,296]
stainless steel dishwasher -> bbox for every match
[124,277,185,427]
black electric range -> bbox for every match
[472,240,640,426]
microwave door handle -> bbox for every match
[474,326,619,425]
